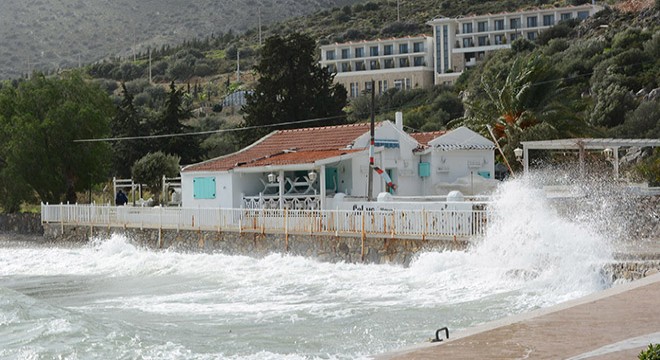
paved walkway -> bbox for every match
[377,273,660,359]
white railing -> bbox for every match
[41,203,492,240]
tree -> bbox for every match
[131,152,180,205]
[241,33,347,146]
[152,82,202,165]
[0,72,113,207]
[111,83,149,178]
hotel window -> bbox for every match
[349,82,359,97]
[510,33,518,42]
[406,78,411,89]
[370,60,380,70]
[442,25,449,72]
[527,16,537,28]
[560,13,572,21]
[478,36,488,46]
[384,59,394,69]
[399,57,409,67]
[341,62,350,72]
[355,47,364,58]
[494,34,504,45]
[462,23,473,34]
[477,21,488,32]
[355,61,365,71]
[413,56,424,66]
[394,79,404,90]
[370,46,379,56]
[384,44,393,55]
[543,14,555,26]
[326,50,335,60]
[326,64,336,73]
[364,81,373,92]
[341,48,350,59]
[463,38,473,48]
[577,11,589,20]
[527,32,536,40]
[399,43,408,54]
[413,42,424,52]
[494,19,504,30]
[510,18,521,30]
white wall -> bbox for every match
[181,171,235,208]
[429,149,495,194]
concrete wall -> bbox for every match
[42,223,467,267]
[0,213,43,234]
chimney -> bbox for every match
[395,111,403,131]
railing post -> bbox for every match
[422,209,427,241]
[284,207,289,252]
[361,210,366,262]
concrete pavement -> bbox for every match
[377,273,660,359]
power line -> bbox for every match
[73,114,348,143]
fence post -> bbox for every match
[361,210,366,262]
[284,207,289,252]
[422,209,427,241]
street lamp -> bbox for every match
[514,147,524,163]
[267,172,276,183]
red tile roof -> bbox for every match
[409,131,447,146]
[183,123,372,172]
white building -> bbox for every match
[319,36,435,97]
[180,115,496,210]
[428,4,602,84]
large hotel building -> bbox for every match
[319,4,602,96]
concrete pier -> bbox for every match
[377,273,660,359]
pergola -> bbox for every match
[517,138,660,178]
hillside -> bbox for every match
[0,0,362,79]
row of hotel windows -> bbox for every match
[326,42,425,60]
[348,79,412,97]
[459,11,589,34]
[459,31,540,47]
[327,56,427,72]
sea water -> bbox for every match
[0,177,619,359]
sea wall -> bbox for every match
[42,224,468,266]
[0,213,43,234]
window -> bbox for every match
[341,48,350,59]
[413,56,425,66]
[399,57,409,67]
[510,33,518,42]
[349,82,359,97]
[394,79,404,90]
[577,11,589,20]
[494,34,504,45]
[399,43,408,54]
[369,60,380,70]
[478,36,488,46]
[370,46,379,56]
[413,42,424,52]
[477,21,488,32]
[494,19,504,30]
[510,18,521,30]
[364,81,373,92]
[326,64,337,73]
[384,59,394,69]
[326,50,335,60]
[193,177,216,199]
[462,23,473,34]
[341,62,350,72]
[355,47,364,58]
[527,32,536,40]
[384,44,393,55]
[442,25,449,72]
[355,61,365,71]
[463,38,473,48]
[543,14,555,26]
[527,16,537,28]
[560,13,572,21]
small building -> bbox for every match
[180,115,495,210]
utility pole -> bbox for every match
[368,79,375,201]
[397,0,400,22]
[236,50,241,83]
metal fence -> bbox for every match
[41,203,491,240]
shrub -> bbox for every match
[639,343,660,360]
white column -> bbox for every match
[278,170,285,209]
[320,165,326,210]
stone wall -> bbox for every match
[42,224,468,266]
[0,213,43,234]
